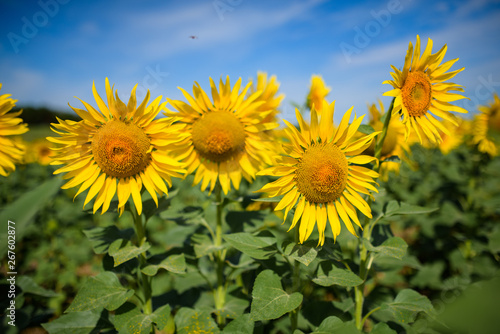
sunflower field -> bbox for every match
[1,36,500,334]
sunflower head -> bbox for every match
[250,72,284,118]
[48,78,187,215]
[257,101,380,246]
[166,76,278,195]
[306,75,331,112]
[438,117,470,154]
[472,93,500,156]
[25,138,54,165]
[383,35,468,144]
[0,84,29,177]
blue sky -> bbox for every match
[1,0,500,124]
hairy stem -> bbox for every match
[355,98,395,331]
[131,205,153,332]
[214,183,227,326]
[290,227,301,332]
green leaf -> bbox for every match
[488,227,500,254]
[222,314,254,333]
[381,155,401,163]
[142,188,177,221]
[17,276,59,297]
[42,308,113,334]
[384,200,438,217]
[371,323,397,334]
[191,233,224,258]
[357,124,375,135]
[250,269,303,321]
[436,277,500,334]
[83,226,134,255]
[108,239,151,266]
[151,304,172,330]
[251,196,282,202]
[410,262,445,289]
[114,302,172,334]
[365,237,408,260]
[174,307,220,334]
[141,254,186,275]
[0,176,62,258]
[313,264,363,287]
[283,241,318,266]
[218,291,250,319]
[380,289,434,324]
[311,316,360,334]
[223,232,277,260]
[66,272,133,312]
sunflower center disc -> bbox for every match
[92,120,150,178]
[295,143,348,203]
[402,71,432,117]
[191,111,246,162]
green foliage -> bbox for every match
[364,237,408,260]
[66,272,134,312]
[41,309,114,334]
[114,303,171,334]
[379,289,434,324]
[313,263,363,287]
[174,307,220,334]
[0,175,62,258]
[250,270,303,321]
[141,254,186,275]
[310,316,359,333]
[3,132,500,333]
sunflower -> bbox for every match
[362,100,411,179]
[166,76,278,195]
[472,93,500,156]
[48,78,188,215]
[249,71,284,121]
[383,35,468,144]
[438,117,470,154]
[257,103,380,245]
[0,84,28,177]
[306,75,331,112]
[25,138,54,165]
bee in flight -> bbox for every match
[189,35,198,39]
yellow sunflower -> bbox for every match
[166,76,278,195]
[48,78,188,215]
[363,100,411,179]
[249,71,284,122]
[439,117,470,154]
[306,75,331,112]
[0,84,28,177]
[25,138,54,165]
[383,35,468,144]
[257,103,380,245]
[472,93,500,156]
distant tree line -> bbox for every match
[13,106,80,125]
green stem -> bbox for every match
[374,98,395,170]
[131,206,153,319]
[355,98,395,331]
[361,306,381,327]
[290,227,301,332]
[214,183,226,326]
